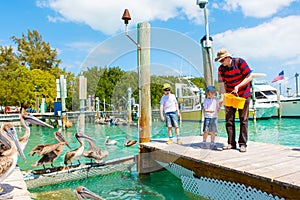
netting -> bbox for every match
[24,156,135,189]
[156,161,284,200]
[155,160,194,178]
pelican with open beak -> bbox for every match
[19,113,53,151]
[74,186,104,200]
[0,123,26,182]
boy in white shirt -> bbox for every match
[160,83,182,144]
[202,86,219,149]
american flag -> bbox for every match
[272,70,284,83]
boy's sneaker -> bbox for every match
[166,139,173,144]
[177,139,182,145]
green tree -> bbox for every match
[11,29,60,71]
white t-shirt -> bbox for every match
[160,93,177,113]
[203,97,218,118]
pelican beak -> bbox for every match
[5,127,26,162]
[74,186,103,200]
[77,133,94,141]
[55,131,71,149]
[24,114,54,128]
[0,133,11,149]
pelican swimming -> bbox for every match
[0,123,26,183]
[124,136,137,147]
[105,136,117,145]
[30,130,71,169]
[64,132,94,168]
[74,186,104,200]
[83,140,108,163]
[19,112,54,151]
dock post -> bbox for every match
[137,22,151,143]
[60,75,67,129]
[137,22,151,176]
[79,76,87,133]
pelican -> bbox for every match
[124,136,137,147]
[30,130,71,169]
[19,112,54,151]
[83,140,108,163]
[74,186,104,200]
[105,136,117,145]
[0,123,26,183]
[64,132,94,168]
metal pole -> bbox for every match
[137,22,151,143]
[60,75,67,128]
[200,6,214,87]
[295,73,299,97]
[127,88,132,123]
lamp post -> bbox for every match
[197,0,214,87]
[121,9,151,144]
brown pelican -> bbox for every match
[74,186,104,200]
[19,112,54,151]
[0,123,26,183]
[105,136,117,145]
[29,130,71,169]
[83,140,108,163]
[64,132,94,168]
[124,136,137,147]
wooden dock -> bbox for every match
[1,167,31,200]
[139,136,300,199]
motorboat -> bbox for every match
[253,79,300,117]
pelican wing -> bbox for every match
[29,144,47,156]
[40,142,67,155]
[0,156,13,177]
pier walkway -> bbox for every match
[139,136,300,199]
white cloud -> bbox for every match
[37,0,202,35]
[221,0,297,18]
[213,15,300,61]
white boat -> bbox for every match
[253,79,300,117]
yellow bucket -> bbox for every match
[223,93,235,107]
[232,96,246,109]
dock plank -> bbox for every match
[141,135,300,199]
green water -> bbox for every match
[18,118,300,199]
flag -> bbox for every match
[272,70,284,83]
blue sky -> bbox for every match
[1,0,300,94]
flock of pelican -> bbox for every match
[0,112,138,199]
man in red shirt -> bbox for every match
[216,49,253,152]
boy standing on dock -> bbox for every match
[216,49,253,153]
[202,86,219,150]
[160,83,182,145]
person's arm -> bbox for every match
[233,73,253,93]
[219,82,226,106]
[160,104,165,121]
[175,101,180,117]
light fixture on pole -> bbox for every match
[121,9,141,121]
[196,0,214,87]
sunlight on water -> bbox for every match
[17,118,300,199]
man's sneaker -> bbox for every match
[223,144,236,150]
[239,145,247,153]
[177,139,182,145]
[166,139,173,144]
